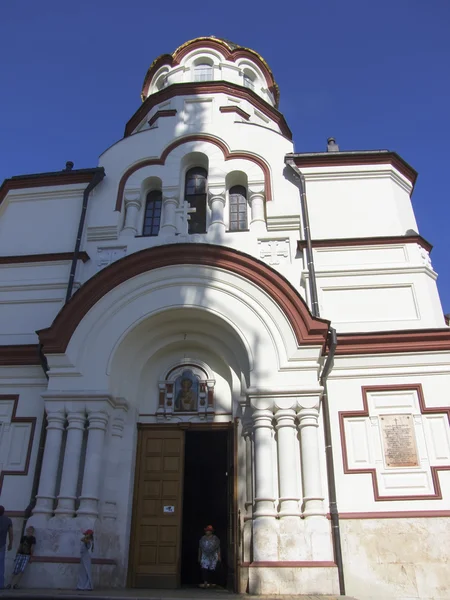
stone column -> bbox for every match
[297,405,326,518]
[249,186,266,232]
[275,407,301,517]
[251,406,277,562]
[77,410,109,518]
[33,410,66,519]
[103,405,127,521]
[160,190,178,235]
[122,190,142,236]
[242,422,253,564]
[54,411,86,517]
[208,188,226,234]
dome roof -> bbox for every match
[141,36,279,106]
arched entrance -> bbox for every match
[33,244,331,592]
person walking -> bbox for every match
[76,529,94,591]
[0,506,13,590]
[6,525,36,589]
[198,525,221,588]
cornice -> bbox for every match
[297,235,432,253]
[0,252,90,265]
[125,82,291,139]
[288,152,417,189]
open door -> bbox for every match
[226,422,237,590]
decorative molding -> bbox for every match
[148,109,177,127]
[115,134,272,211]
[244,561,336,568]
[140,37,279,104]
[0,395,37,493]
[31,556,115,565]
[0,252,89,265]
[334,329,450,355]
[86,225,119,242]
[336,511,450,519]
[339,384,450,501]
[289,152,417,188]
[0,170,101,207]
[0,345,41,366]
[37,243,330,354]
[266,214,301,231]
[126,82,290,138]
[219,105,251,120]
[297,235,432,253]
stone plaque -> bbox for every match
[380,414,419,468]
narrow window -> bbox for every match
[185,167,207,234]
[143,190,162,236]
[229,185,248,231]
[243,74,255,90]
[194,63,213,82]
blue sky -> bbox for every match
[1,1,449,314]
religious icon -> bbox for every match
[174,370,198,412]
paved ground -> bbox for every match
[0,589,359,600]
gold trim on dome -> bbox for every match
[141,36,279,104]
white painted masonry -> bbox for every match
[0,36,449,599]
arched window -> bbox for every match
[243,74,255,90]
[194,63,213,82]
[143,190,162,236]
[185,167,207,234]
[229,185,248,231]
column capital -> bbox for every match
[87,410,109,430]
[66,411,86,430]
[252,408,274,429]
[124,189,141,207]
[46,411,66,429]
[274,407,297,430]
[208,188,226,207]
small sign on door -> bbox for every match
[163,505,175,513]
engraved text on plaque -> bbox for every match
[380,414,419,468]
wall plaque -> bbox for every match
[380,414,419,468]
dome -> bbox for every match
[140,36,280,107]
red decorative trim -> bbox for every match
[31,556,115,565]
[0,172,98,207]
[339,384,450,501]
[0,395,37,493]
[291,152,417,188]
[297,234,432,253]
[126,82,290,139]
[244,561,336,568]
[115,134,272,211]
[0,251,90,265]
[6,511,26,517]
[337,511,450,519]
[141,38,279,105]
[219,105,250,120]
[148,109,177,127]
[335,329,450,355]
[0,345,41,366]
[37,244,329,355]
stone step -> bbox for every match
[0,591,360,600]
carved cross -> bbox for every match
[175,201,196,235]
[259,240,289,266]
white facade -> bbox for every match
[0,37,449,599]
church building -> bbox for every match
[0,37,449,599]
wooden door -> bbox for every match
[130,428,184,588]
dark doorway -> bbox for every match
[181,429,230,588]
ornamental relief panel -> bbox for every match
[157,363,215,421]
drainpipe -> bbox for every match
[320,327,345,596]
[285,157,345,595]
[65,167,105,303]
[284,157,320,317]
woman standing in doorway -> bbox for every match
[76,529,94,591]
[198,525,221,588]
